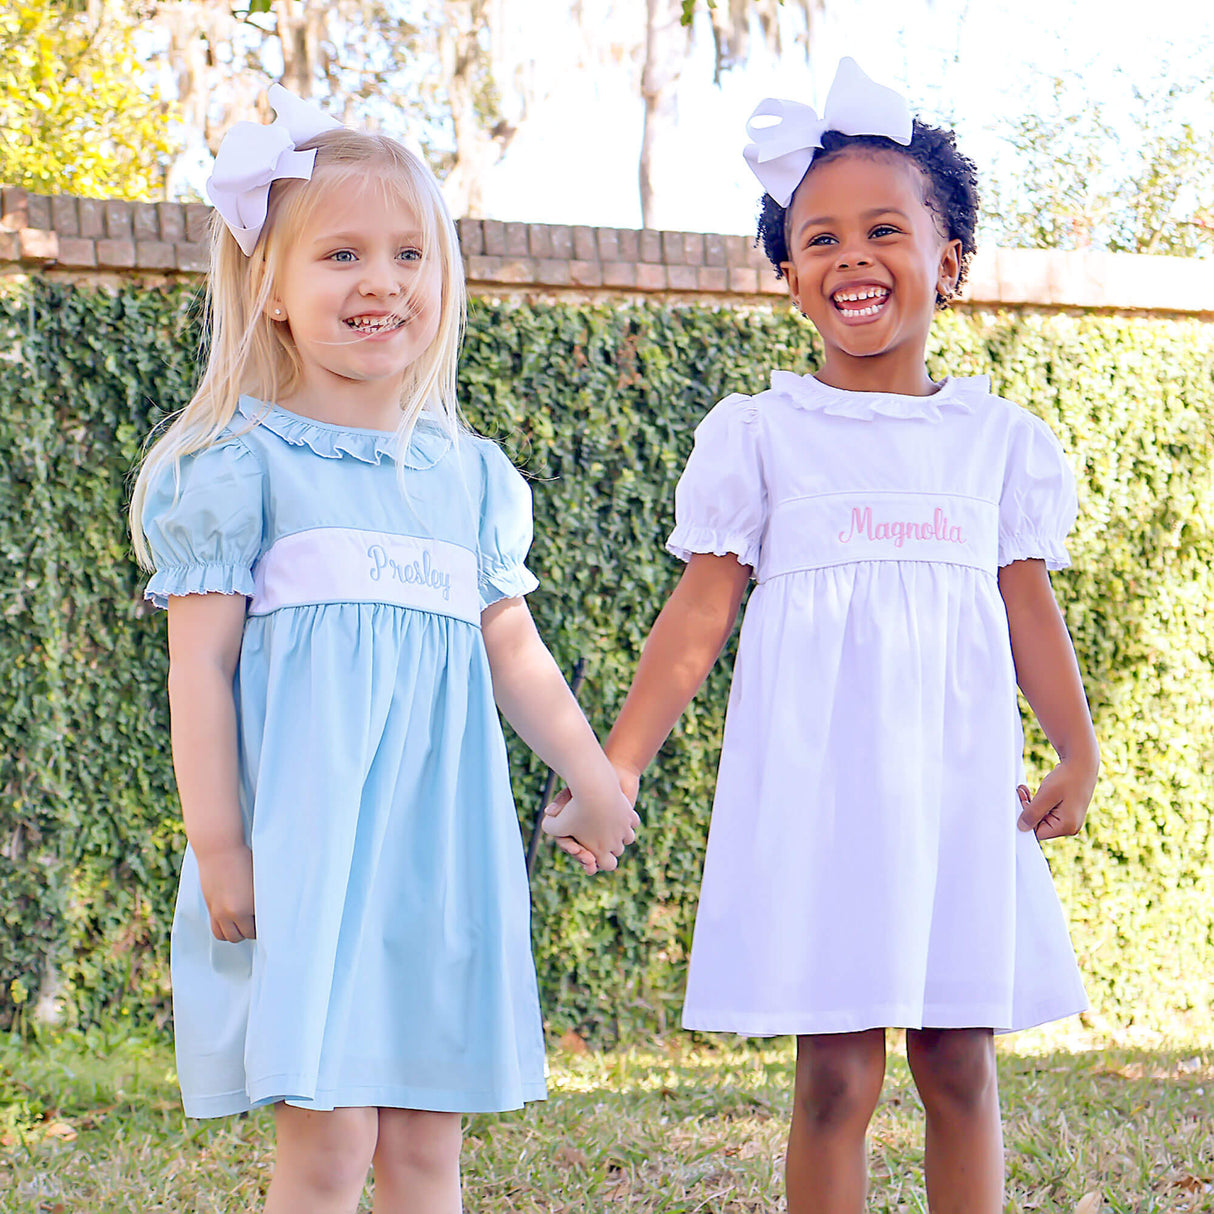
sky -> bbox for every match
[475,0,1214,235]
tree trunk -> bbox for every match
[639,0,684,229]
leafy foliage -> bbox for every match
[985,68,1214,256]
[0,0,178,199]
[0,281,1211,1042]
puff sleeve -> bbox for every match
[476,440,539,610]
[997,412,1078,570]
[142,437,265,609]
[666,394,767,572]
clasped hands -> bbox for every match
[542,761,641,876]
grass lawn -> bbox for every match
[0,1022,1210,1212]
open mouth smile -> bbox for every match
[831,286,891,318]
[343,313,407,335]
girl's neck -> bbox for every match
[277,376,407,432]
[815,351,939,397]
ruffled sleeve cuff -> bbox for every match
[144,564,258,610]
[478,557,540,609]
[997,531,1072,571]
[666,523,760,571]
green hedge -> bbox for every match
[1,279,1212,1039]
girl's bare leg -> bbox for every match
[265,1104,378,1214]
[786,1029,887,1214]
[371,1108,463,1214]
[906,1027,1003,1214]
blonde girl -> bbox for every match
[132,86,635,1214]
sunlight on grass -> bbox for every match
[0,1025,1210,1212]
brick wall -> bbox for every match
[3,187,1214,315]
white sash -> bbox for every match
[760,491,999,580]
[249,527,481,625]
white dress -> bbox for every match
[668,372,1088,1036]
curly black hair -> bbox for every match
[756,120,980,307]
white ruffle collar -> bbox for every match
[236,396,453,469]
[768,371,989,421]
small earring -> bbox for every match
[272,307,283,317]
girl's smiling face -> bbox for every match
[267,174,442,428]
[780,150,961,397]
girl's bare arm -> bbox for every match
[167,592,255,941]
[998,558,1100,839]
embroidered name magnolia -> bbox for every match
[838,505,964,548]
[367,543,453,601]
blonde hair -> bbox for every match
[130,127,466,567]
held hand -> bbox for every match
[1017,757,1097,841]
[542,769,640,875]
[196,844,256,942]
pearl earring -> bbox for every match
[272,307,283,317]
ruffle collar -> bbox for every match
[768,371,988,421]
[236,397,453,469]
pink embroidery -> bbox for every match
[838,505,964,547]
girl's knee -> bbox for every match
[907,1027,997,1112]
[374,1108,463,1181]
[274,1104,378,1196]
[793,1033,886,1131]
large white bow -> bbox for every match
[206,83,343,255]
[743,58,912,208]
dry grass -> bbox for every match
[1,1023,1210,1212]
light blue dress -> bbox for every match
[143,397,547,1117]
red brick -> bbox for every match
[602,261,638,288]
[683,232,705,265]
[468,255,536,284]
[696,266,729,292]
[502,222,529,257]
[597,229,621,261]
[570,259,603,287]
[19,228,57,260]
[758,270,787,296]
[724,235,752,267]
[157,202,186,243]
[661,230,685,264]
[77,198,105,238]
[728,267,760,294]
[56,237,97,268]
[136,240,176,269]
[704,233,727,266]
[615,229,639,261]
[481,220,505,255]
[455,218,483,257]
[1,187,28,231]
[639,230,662,263]
[667,264,697,291]
[96,237,136,268]
[548,226,573,258]
[104,200,132,239]
[50,195,79,236]
[133,202,160,242]
[636,263,667,291]
[175,242,209,273]
[746,241,769,270]
[527,224,554,258]
[535,259,573,287]
[0,232,19,260]
[26,194,52,231]
[185,204,211,244]
[572,225,596,262]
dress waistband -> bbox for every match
[759,491,998,580]
[249,527,481,625]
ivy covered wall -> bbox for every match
[1,279,1211,1038]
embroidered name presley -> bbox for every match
[838,505,964,547]
[367,543,452,601]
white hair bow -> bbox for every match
[206,83,343,255]
[743,58,913,208]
